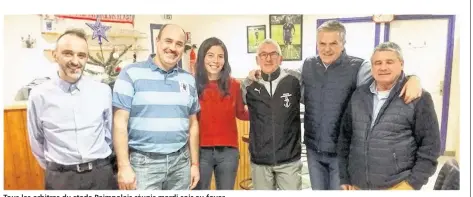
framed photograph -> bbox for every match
[150,23,182,67]
[150,23,163,54]
[247,25,266,53]
[269,14,303,61]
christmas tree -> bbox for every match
[85,44,132,88]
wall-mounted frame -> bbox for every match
[149,23,182,68]
[247,25,266,53]
[269,14,303,61]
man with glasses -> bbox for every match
[241,39,302,190]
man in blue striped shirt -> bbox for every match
[112,24,200,190]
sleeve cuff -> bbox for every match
[190,107,200,115]
[112,103,131,112]
[406,177,423,190]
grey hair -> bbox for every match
[317,20,346,44]
[372,41,404,62]
[256,39,282,55]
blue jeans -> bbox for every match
[195,146,239,190]
[130,146,190,190]
[306,148,340,190]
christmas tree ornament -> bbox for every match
[86,17,111,45]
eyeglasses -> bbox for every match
[258,52,280,59]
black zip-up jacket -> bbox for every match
[242,68,302,165]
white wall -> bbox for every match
[3,15,56,106]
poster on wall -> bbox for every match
[150,23,182,68]
[247,25,266,53]
[269,14,303,61]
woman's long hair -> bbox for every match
[195,37,232,98]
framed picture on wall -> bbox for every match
[247,25,266,53]
[269,14,303,61]
[150,23,182,68]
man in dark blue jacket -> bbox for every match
[338,42,440,190]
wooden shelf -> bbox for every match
[41,31,147,39]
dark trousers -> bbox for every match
[195,146,239,190]
[306,148,340,190]
[45,158,118,190]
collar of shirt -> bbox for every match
[147,54,181,74]
[369,81,392,99]
[52,72,85,93]
[323,63,330,69]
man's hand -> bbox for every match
[248,69,261,81]
[190,165,200,189]
[340,184,357,190]
[117,165,137,190]
[400,76,422,104]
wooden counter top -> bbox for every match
[4,101,27,111]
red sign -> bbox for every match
[55,14,135,25]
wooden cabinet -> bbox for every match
[4,107,45,190]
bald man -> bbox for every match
[26,28,117,190]
[113,24,201,190]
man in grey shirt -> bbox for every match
[26,29,117,190]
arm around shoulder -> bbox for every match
[235,79,249,120]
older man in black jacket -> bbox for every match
[242,39,302,190]
[338,42,441,190]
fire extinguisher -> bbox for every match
[190,45,197,76]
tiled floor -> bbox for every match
[300,143,454,190]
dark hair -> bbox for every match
[195,37,232,97]
[57,28,88,43]
[157,24,186,40]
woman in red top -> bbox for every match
[194,37,249,190]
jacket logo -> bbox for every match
[254,87,261,94]
[281,93,292,108]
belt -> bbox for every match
[47,156,111,172]
[130,145,188,156]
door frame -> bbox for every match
[385,15,456,154]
